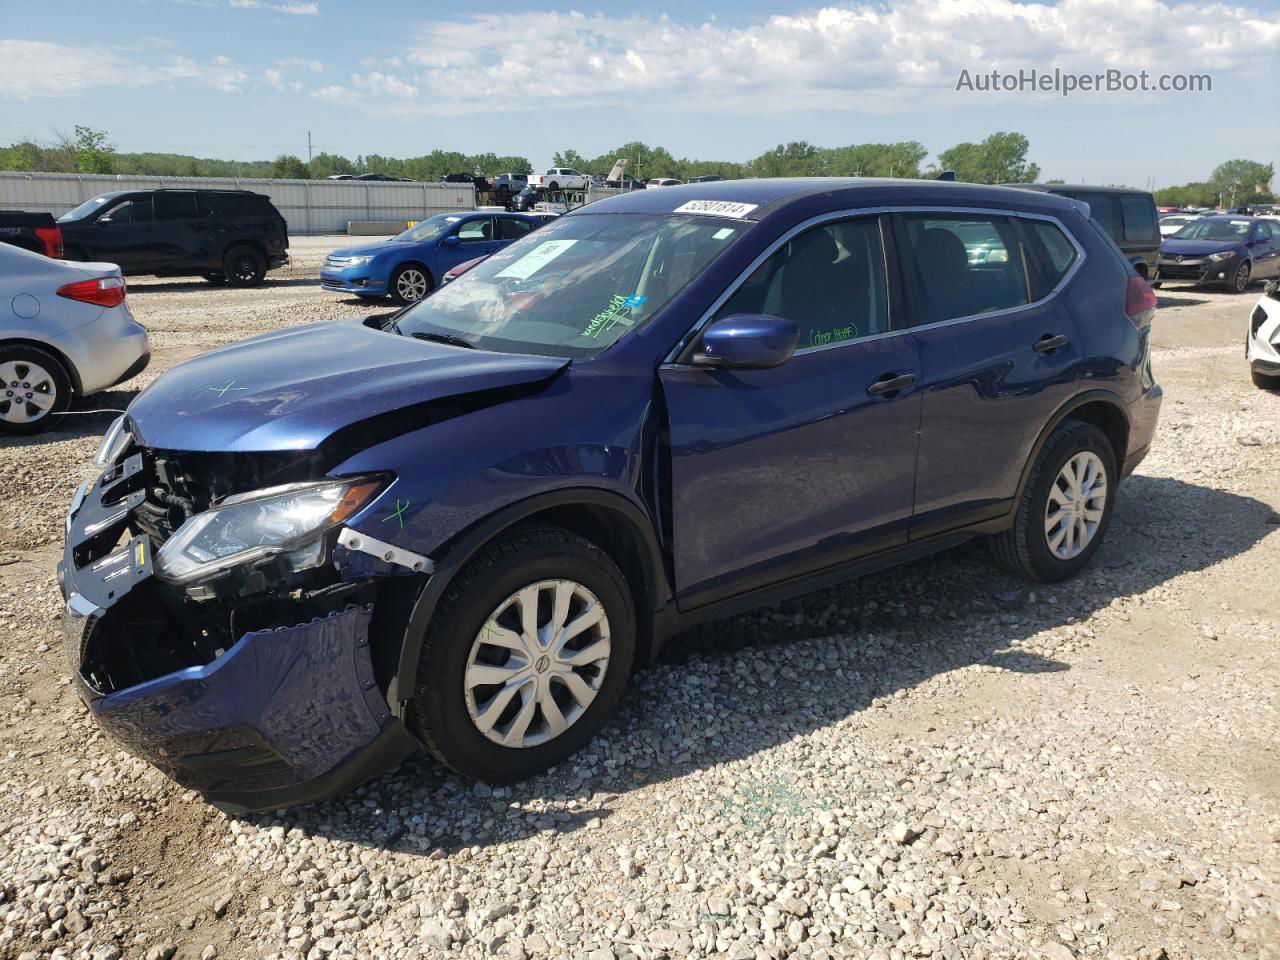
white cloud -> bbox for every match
[228,0,318,14]
[386,0,1280,113]
[352,71,419,98]
[312,84,353,103]
[277,57,325,72]
[163,54,249,92]
[0,40,157,98]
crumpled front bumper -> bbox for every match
[58,465,418,813]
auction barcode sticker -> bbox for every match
[673,200,759,218]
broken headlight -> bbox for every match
[153,477,384,585]
[92,416,131,469]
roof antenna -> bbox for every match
[935,171,956,181]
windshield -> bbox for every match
[395,212,750,358]
[58,196,114,222]
[1173,219,1251,241]
[394,214,463,243]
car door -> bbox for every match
[893,211,1084,539]
[440,216,499,274]
[89,195,165,271]
[1249,221,1280,278]
[658,214,922,608]
[153,191,212,268]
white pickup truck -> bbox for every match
[527,168,589,191]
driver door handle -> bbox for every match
[1033,333,1069,354]
[867,372,916,397]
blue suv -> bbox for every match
[321,211,542,304]
[60,179,1161,811]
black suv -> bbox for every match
[1014,185,1160,280]
[58,189,289,286]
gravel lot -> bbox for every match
[1,236,1278,960]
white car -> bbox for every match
[526,168,589,191]
[1,244,150,433]
[646,178,683,188]
[1160,214,1201,237]
[1248,281,1280,389]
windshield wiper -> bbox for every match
[411,331,476,349]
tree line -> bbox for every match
[2,128,1271,203]
[1152,160,1275,208]
[2,127,1043,185]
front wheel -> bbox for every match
[1231,260,1252,293]
[389,263,431,304]
[408,524,635,782]
[1252,368,1280,390]
[202,271,225,284]
[0,345,72,434]
[990,421,1117,582]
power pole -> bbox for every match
[307,131,313,172]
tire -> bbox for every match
[1149,280,1162,290]
[1252,368,1280,390]
[389,263,432,305]
[547,181,559,191]
[1230,260,1252,293]
[989,420,1117,583]
[0,345,73,434]
[202,271,225,284]
[407,524,635,783]
[223,245,266,287]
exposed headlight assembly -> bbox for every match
[1207,251,1234,262]
[345,256,375,268]
[92,416,131,469]
[154,477,384,584]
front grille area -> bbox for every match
[1158,263,1206,280]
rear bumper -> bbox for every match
[1122,382,1163,478]
[66,305,151,396]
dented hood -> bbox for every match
[127,319,568,453]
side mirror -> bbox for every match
[694,314,798,370]
[442,235,461,247]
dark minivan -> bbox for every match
[58,189,289,286]
[1015,184,1160,281]
[61,178,1161,811]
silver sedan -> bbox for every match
[1,243,150,433]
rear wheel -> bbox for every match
[1231,260,1252,293]
[0,346,72,434]
[389,263,431,305]
[223,246,266,287]
[547,181,559,191]
[990,421,1117,582]
[408,524,635,782]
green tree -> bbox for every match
[311,152,356,179]
[1208,159,1275,206]
[64,125,115,174]
[935,132,1039,184]
[552,149,588,170]
[271,154,311,179]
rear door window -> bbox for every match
[714,216,890,350]
[895,213,1030,324]
[1120,195,1157,243]
[498,217,534,241]
[156,192,199,221]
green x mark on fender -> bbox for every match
[382,498,411,529]
[208,379,248,397]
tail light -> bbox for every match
[57,275,126,308]
[1125,275,1157,328]
[35,226,63,259]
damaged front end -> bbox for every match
[58,428,424,812]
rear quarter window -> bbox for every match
[1022,219,1079,300]
[1120,195,1158,244]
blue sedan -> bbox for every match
[320,212,542,304]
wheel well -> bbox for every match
[0,338,81,396]
[1132,261,1149,279]
[520,504,658,656]
[1063,400,1128,467]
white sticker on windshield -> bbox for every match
[1230,220,1249,225]
[494,239,578,280]
[713,227,734,240]
[673,200,758,218]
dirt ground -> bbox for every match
[0,236,1277,960]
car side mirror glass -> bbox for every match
[694,314,799,370]
[442,235,461,247]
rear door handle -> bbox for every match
[1033,333,1069,354]
[867,372,916,397]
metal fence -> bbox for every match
[0,172,477,235]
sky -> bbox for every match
[2,0,1279,188]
